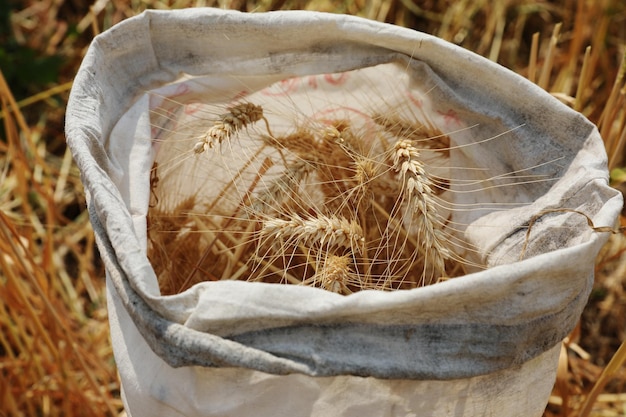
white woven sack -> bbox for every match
[66,8,622,417]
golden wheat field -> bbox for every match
[1,0,626,416]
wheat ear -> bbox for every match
[193,102,265,153]
[311,254,355,294]
[261,214,365,254]
[374,114,450,156]
[393,139,450,275]
[250,159,315,215]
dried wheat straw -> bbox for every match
[152,95,471,294]
[150,113,459,294]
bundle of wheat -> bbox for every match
[147,62,556,296]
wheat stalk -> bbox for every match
[193,102,265,153]
[392,139,450,276]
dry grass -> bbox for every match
[0,64,119,414]
[1,0,625,416]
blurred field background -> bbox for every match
[1,0,625,415]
